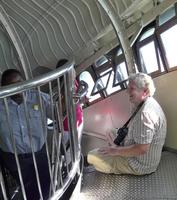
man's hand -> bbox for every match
[98,143,150,157]
[106,128,117,146]
[98,146,119,156]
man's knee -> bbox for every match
[87,148,100,165]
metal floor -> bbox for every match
[79,151,177,200]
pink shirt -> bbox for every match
[63,103,83,131]
[63,80,83,131]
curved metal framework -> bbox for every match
[0,58,82,200]
[0,5,32,79]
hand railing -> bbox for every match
[0,58,83,200]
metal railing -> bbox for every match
[0,58,83,200]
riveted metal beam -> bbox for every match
[97,0,136,73]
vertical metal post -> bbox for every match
[22,92,43,200]
[3,98,27,200]
[0,165,8,200]
[37,87,55,194]
[65,68,79,164]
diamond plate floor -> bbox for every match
[79,151,177,200]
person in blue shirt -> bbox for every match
[0,69,51,200]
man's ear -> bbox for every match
[143,88,149,97]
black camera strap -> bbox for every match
[122,101,144,128]
[114,101,145,145]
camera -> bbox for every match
[113,127,128,145]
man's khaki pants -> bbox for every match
[88,148,140,175]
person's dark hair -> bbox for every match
[56,59,68,69]
[1,69,23,86]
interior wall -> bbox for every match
[83,71,177,150]
[83,90,130,138]
[154,71,177,150]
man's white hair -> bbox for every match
[128,73,156,96]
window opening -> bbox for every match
[134,63,139,73]
[95,55,108,68]
[114,62,128,84]
[160,24,177,69]
[158,6,176,26]
[91,71,111,95]
[106,70,121,95]
[139,28,155,41]
[116,48,123,56]
[139,41,159,74]
[157,48,165,72]
[79,71,101,102]
[100,68,112,76]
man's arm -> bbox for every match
[98,143,150,157]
